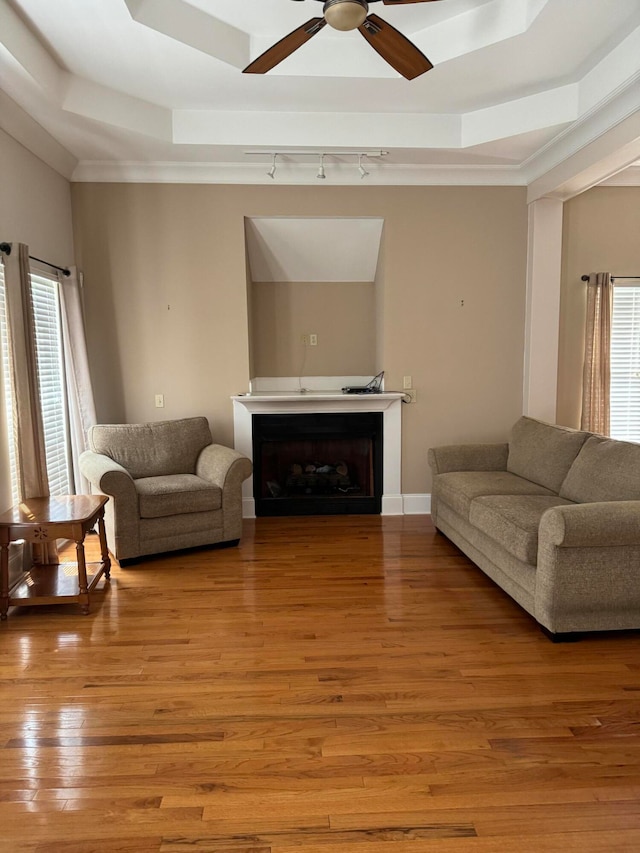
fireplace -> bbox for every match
[252,412,383,516]
[232,377,404,518]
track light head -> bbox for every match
[317,155,326,180]
[358,154,370,179]
[267,154,277,179]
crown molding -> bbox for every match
[599,164,640,187]
[70,160,524,186]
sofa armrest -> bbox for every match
[196,444,252,490]
[540,501,640,548]
[428,443,509,474]
[536,501,640,634]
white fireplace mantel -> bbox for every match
[232,376,404,518]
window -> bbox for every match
[0,264,72,500]
[610,282,640,442]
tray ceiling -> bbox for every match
[1,0,639,194]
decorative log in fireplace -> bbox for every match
[252,412,383,516]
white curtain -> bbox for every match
[59,266,97,495]
[581,271,612,436]
[3,242,57,564]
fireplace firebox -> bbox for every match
[252,412,383,516]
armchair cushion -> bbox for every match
[87,417,213,479]
[135,474,222,519]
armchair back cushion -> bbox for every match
[507,416,589,492]
[559,435,640,503]
[87,417,213,479]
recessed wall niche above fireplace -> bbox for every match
[244,217,384,380]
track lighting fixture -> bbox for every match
[247,150,388,181]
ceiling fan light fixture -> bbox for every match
[323,0,368,32]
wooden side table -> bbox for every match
[0,494,111,620]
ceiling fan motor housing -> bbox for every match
[323,0,369,32]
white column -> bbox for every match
[523,198,564,422]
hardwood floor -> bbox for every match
[1,515,640,852]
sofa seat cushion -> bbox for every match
[135,474,222,518]
[469,495,575,565]
[560,435,640,503]
[434,471,555,520]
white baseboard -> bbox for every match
[242,497,256,519]
[381,494,404,515]
[402,494,432,515]
[242,494,431,518]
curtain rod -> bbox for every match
[0,242,70,277]
[581,274,640,282]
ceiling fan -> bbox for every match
[243,0,444,81]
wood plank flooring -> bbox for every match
[1,515,640,852]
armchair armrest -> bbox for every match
[79,450,136,500]
[196,444,252,490]
[428,443,509,474]
[196,444,252,542]
[79,450,139,559]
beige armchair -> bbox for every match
[79,417,252,564]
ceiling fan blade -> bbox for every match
[382,1,444,5]
[244,18,326,74]
[359,14,433,80]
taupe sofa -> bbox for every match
[429,416,640,637]
[80,417,252,563]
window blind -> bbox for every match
[30,272,72,496]
[610,284,640,442]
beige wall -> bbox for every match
[558,186,640,428]
[71,183,528,494]
[0,128,74,513]
[251,280,376,377]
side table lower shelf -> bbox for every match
[8,560,110,614]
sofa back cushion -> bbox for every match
[507,416,589,492]
[88,417,213,479]
[559,434,640,503]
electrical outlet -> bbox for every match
[309,333,318,346]
[155,394,164,408]
[301,334,308,345]
[403,375,412,389]
[405,389,417,403]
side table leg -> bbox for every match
[97,511,111,580]
[1,541,9,621]
[76,539,90,615]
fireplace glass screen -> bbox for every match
[252,413,383,516]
